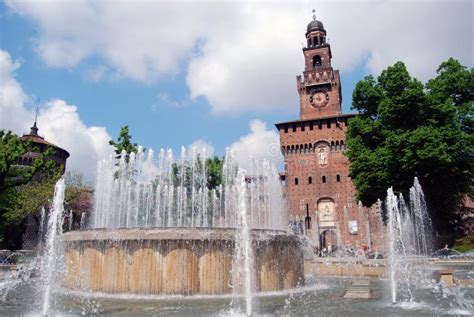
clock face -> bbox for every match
[310,92,329,108]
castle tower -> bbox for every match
[275,11,379,251]
[298,11,342,119]
[18,120,70,169]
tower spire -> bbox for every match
[312,8,316,21]
[30,98,40,136]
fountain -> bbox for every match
[2,170,473,316]
[42,178,65,315]
[385,177,434,304]
[2,151,473,315]
[60,147,304,315]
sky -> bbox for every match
[0,0,472,180]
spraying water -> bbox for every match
[68,209,73,231]
[92,147,286,231]
[80,212,86,229]
[385,177,433,304]
[41,178,65,316]
[37,207,46,253]
[235,170,254,316]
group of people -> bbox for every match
[289,219,305,235]
[312,245,377,258]
[313,245,335,257]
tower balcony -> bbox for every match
[301,69,338,87]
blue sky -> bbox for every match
[1,1,471,179]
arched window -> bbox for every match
[336,174,341,182]
[295,177,299,185]
[308,176,313,184]
[322,176,326,183]
[313,55,322,67]
[313,37,318,46]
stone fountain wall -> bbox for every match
[62,228,304,295]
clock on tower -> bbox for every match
[296,11,343,119]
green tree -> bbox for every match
[64,170,94,230]
[206,156,224,190]
[109,125,139,161]
[171,155,224,190]
[0,130,62,249]
[345,59,473,235]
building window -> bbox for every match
[327,120,331,128]
[292,124,296,132]
[336,174,341,182]
[308,176,313,184]
[301,123,305,131]
[322,176,326,183]
[313,55,322,67]
[284,125,288,133]
[310,122,314,130]
[295,177,299,185]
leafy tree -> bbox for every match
[345,59,473,235]
[64,170,94,230]
[206,156,224,189]
[171,155,224,190]
[109,125,139,162]
[0,130,62,249]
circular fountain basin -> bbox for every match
[62,228,304,295]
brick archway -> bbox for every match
[320,229,337,250]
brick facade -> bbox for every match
[276,16,384,252]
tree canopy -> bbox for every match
[171,155,224,191]
[0,130,63,249]
[109,125,139,161]
[345,58,473,234]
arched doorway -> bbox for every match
[320,230,337,250]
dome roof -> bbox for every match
[307,19,325,33]
[21,122,70,158]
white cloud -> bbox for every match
[229,119,283,168]
[6,0,473,114]
[37,99,114,180]
[0,49,113,180]
[0,50,32,133]
[151,93,189,112]
[187,139,215,159]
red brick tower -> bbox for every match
[275,12,383,252]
